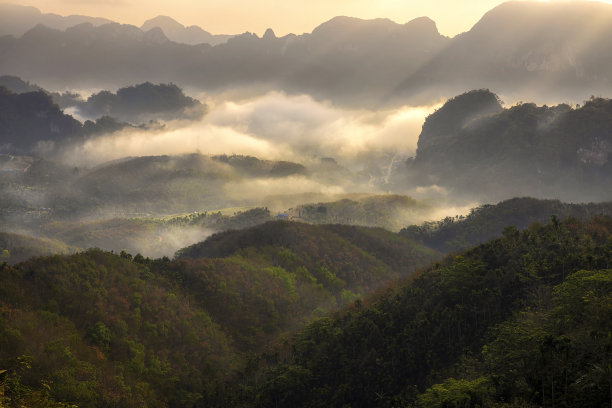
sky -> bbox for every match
[2,0,569,37]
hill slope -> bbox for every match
[0,221,437,407]
[401,90,612,202]
[249,215,612,408]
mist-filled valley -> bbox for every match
[3,1,612,407]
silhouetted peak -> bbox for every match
[417,89,503,154]
[263,28,276,40]
[141,15,185,33]
[64,22,95,34]
[312,16,396,36]
[470,0,612,36]
[311,15,442,41]
[20,23,61,39]
[404,16,440,36]
[185,25,212,36]
[0,3,41,16]
[143,26,170,43]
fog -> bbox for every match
[59,91,437,170]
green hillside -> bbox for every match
[401,197,612,253]
[0,222,436,407]
[247,216,612,407]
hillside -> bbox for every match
[0,87,82,153]
[0,232,72,264]
[78,82,205,122]
[401,197,612,253]
[393,0,612,103]
[247,215,612,408]
[0,221,437,407]
[287,194,431,232]
[402,90,612,202]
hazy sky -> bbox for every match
[5,0,587,37]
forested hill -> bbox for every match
[248,215,612,408]
[401,197,612,253]
[0,221,437,407]
[0,87,82,153]
[404,90,612,202]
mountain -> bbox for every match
[141,15,233,45]
[0,231,72,263]
[0,3,111,37]
[248,215,612,408]
[79,82,205,122]
[393,1,612,103]
[401,197,612,253]
[0,74,43,93]
[0,220,437,407]
[4,2,612,106]
[400,89,612,202]
[0,15,448,106]
[0,87,82,153]
[0,81,203,154]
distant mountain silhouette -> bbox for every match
[3,2,612,106]
[0,3,111,37]
[0,15,447,106]
[392,1,612,103]
[141,15,233,45]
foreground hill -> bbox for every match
[401,89,612,202]
[248,216,612,408]
[0,221,436,407]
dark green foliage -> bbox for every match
[212,155,306,178]
[401,197,612,253]
[407,91,612,202]
[0,222,436,407]
[0,75,43,94]
[0,249,236,407]
[172,221,436,350]
[293,194,430,231]
[249,216,612,407]
[0,232,72,264]
[0,87,82,153]
[81,82,203,122]
[416,89,503,158]
[82,115,133,136]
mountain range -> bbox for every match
[2,2,612,106]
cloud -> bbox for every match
[59,91,437,178]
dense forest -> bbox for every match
[2,214,612,407]
[401,197,612,253]
[403,90,612,202]
[0,80,204,154]
[0,221,436,407]
[244,215,612,408]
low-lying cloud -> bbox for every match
[60,91,437,171]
